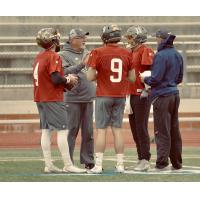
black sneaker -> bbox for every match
[85,163,95,170]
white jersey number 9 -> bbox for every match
[33,62,39,86]
[110,58,122,83]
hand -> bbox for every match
[140,70,151,83]
[65,74,78,86]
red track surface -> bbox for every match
[0,129,199,148]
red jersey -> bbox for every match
[128,44,154,95]
[33,50,64,102]
[87,44,133,97]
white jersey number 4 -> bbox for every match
[33,62,39,86]
[110,58,122,83]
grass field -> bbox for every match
[0,147,200,182]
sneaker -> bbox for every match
[63,165,86,173]
[87,165,103,174]
[44,165,62,173]
[134,159,150,171]
[85,163,95,170]
[115,164,125,173]
[150,165,171,172]
[125,160,141,170]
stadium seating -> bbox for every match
[0,16,200,99]
[0,17,199,148]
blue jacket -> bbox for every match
[144,35,183,101]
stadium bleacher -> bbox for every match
[0,16,199,147]
[0,16,200,99]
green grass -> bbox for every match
[0,147,200,182]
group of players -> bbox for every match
[33,23,183,174]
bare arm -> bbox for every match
[86,67,97,81]
[127,69,136,83]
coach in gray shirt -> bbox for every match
[59,28,95,169]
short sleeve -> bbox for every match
[141,48,155,66]
[87,49,98,69]
[48,53,62,75]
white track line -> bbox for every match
[1,156,200,170]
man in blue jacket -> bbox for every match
[141,29,183,171]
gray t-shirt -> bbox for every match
[59,42,96,103]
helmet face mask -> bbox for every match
[36,28,61,51]
[125,25,148,45]
[101,24,122,44]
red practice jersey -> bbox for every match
[128,44,154,95]
[33,50,64,102]
[87,44,133,97]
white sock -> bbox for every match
[57,130,73,167]
[95,152,103,167]
[116,154,124,165]
[41,129,52,167]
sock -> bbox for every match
[116,154,124,165]
[95,152,103,167]
[41,129,52,167]
[57,130,73,167]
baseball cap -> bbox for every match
[68,28,89,39]
[154,29,172,39]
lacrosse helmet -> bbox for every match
[101,24,121,43]
[36,28,61,50]
[125,25,148,44]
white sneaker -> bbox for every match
[87,165,103,174]
[63,165,86,173]
[125,160,141,170]
[44,165,62,173]
[115,164,125,173]
[134,159,150,171]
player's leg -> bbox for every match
[80,102,94,169]
[129,95,142,161]
[130,96,151,171]
[36,102,61,173]
[45,102,86,173]
[88,97,111,173]
[111,97,126,173]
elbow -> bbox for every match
[86,74,96,81]
[86,69,97,81]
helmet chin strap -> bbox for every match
[130,42,140,50]
[53,41,61,52]
[46,43,54,51]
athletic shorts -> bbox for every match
[95,97,126,129]
[36,102,68,131]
